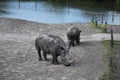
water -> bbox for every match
[0,0,120,25]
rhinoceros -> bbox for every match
[67,26,81,48]
[35,34,74,66]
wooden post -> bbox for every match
[104,21,107,33]
[110,27,114,48]
[95,20,98,27]
[101,14,103,24]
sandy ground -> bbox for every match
[0,17,105,80]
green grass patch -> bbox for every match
[100,41,113,80]
[89,21,106,33]
[100,41,120,80]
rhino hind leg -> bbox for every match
[37,49,42,61]
[68,40,74,48]
[43,52,49,61]
[76,37,80,45]
[71,40,75,46]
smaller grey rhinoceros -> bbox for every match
[67,26,81,48]
[35,34,74,66]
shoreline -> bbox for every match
[1,17,120,25]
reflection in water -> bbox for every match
[0,0,120,25]
[0,1,9,14]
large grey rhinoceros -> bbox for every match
[35,34,74,66]
[67,26,81,48]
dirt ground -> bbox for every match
[0,17,106,80]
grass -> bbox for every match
[100,41,120,80]
[100,41,114,80]
[89,21,106,33]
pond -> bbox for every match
[0,0,120,25]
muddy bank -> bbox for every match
[0,17,104,80]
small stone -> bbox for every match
[61,76,68,80]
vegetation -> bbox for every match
[100,41,114,80]
[100,41,120,80]
[117,0,120,4]
[116,0,120,11]
[89,21,106,33]
[1,0,119,12]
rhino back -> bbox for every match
[35,34,66,53]
[68,27,80,38]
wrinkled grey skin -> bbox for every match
[35,34,74,66]
[67,27,81,48]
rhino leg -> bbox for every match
[68,40,74,48]
[68,40,72,48]
[76,37,80,45]
[71,40,75,46]
[52,54,59,65]
[37,49,42,61]
[43,52,49,61]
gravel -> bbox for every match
[0,17,104,80]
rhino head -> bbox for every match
[59,46,74,66]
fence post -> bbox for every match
[110,27,114,48]
[95,20,98,27]
[101,14,103,24]
[104,21,107,33]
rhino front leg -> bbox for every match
[69,40,74,46]
[71,40,75,46]
[37,49,42,61]
[52,54,59,65]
